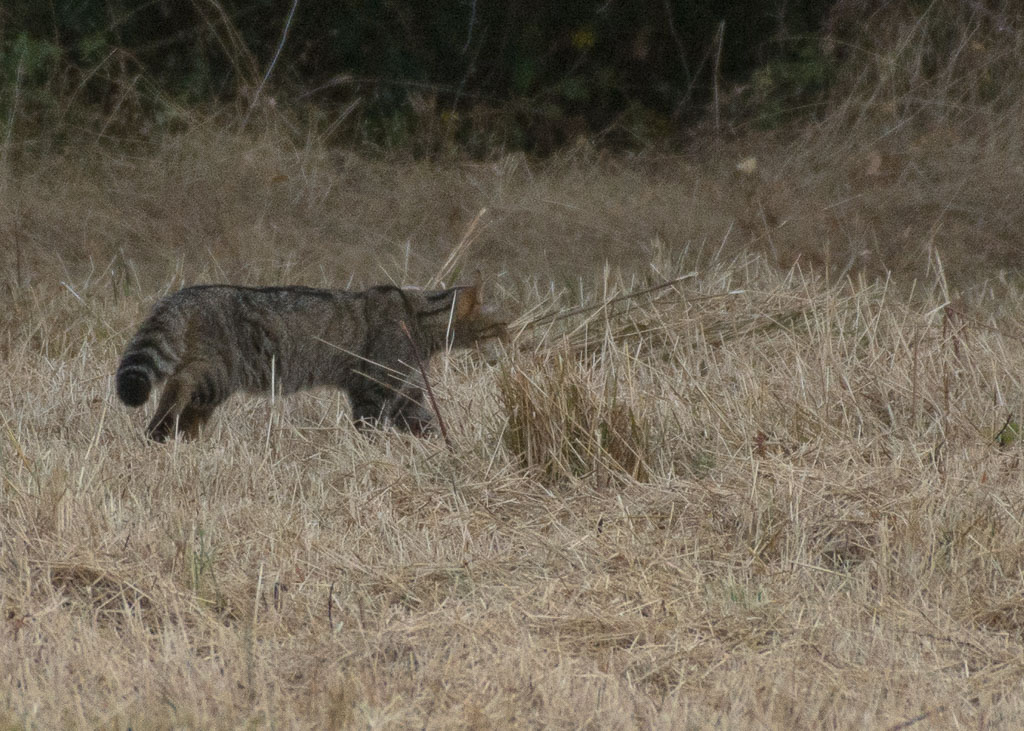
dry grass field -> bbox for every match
[3,9,1024,720]
[4,107,1024,293]
[3,157,1024,726]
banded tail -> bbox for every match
[116,320,180,407]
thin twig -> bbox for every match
[195,0,260,88]
[0,48,23,192]
[521,273,697,330]
[242,0,300,130]
[399,321,454,451]
[712,20,725,133]
[428,207,487,289]
[886,705,946,731]
[461,0,477,54]
[662,0,692,86]
[945,304,1024,345]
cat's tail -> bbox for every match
[116,315,181,407]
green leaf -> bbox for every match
[996,418,1019,447]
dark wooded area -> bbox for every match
[1,0,848,151]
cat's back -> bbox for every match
[163,283,355,322]
[146,284,365,354]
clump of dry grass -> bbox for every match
[498,350,651,484]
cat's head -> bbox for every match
[412,278,508,351]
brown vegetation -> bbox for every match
[3,2,1024,726]
[3,239,1024,725]
[3,119,1022,295]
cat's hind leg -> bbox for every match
[146,362,226,441]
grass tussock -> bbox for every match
[4,251,1024,727]
[498,351,651,484]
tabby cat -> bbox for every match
[115,281,506,440]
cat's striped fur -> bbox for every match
[116,281,506,441]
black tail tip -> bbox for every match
[117,371,151,407]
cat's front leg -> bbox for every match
[390,387,437,437]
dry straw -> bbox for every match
[4,251,1024,727]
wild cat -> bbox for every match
[115,280,506,441]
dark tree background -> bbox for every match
[0,0,848,150]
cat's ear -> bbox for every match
[453,271,483,321]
